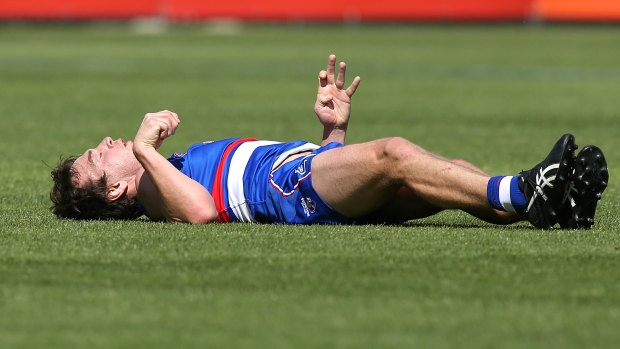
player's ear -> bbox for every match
[107,181,128,202]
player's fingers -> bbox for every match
[161,110,177,122]
[144,112,165,130]
[326,54,336,85]
[147,110,170,130]
[318,70,328,88]
[154,114,174,138]
[155,110,178,136]
[151,118,167,139]
[170,111,180,135]
[336,62,346,89]
[155,118,170,139]
[144,111,162,121]
[157,110,172,118]
[345,76,361,97]
[168,117,177,137]
[155,110,176,121]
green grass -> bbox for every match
[0,23,619,348]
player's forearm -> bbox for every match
[321,126,347,146]
[134,146,218,223]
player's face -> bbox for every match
[72,137,142,188]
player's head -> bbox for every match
[50,137,143,220]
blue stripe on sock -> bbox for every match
[487,176,505,211]
[510,176,526,214]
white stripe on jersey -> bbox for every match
[271,143,320,171]
[227,141,321,223]
[228,141,279,222]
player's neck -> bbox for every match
[126,169,144,199]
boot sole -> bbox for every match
[562,146,608,229]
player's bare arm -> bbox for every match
[314,54,361,146]
[133,111,218,223]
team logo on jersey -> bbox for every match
[295,159,309,175]
[301,197,316,217]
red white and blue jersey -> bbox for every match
[166,138,321,223]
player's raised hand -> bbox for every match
[314,54,361,130]
[133,110,180,151]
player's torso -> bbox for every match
[168,138,319,222]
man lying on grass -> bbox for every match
[51,55,608,229]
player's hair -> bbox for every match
[50,156,142,220]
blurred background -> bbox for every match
[1,0,620,22]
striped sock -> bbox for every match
[487,176,526,214]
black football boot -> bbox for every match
[518,134,577,229]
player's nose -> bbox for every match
[97,137,114,149]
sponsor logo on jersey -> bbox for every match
[301,197,316,217]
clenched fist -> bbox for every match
[133,110,180,152]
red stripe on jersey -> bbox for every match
[211,138,258,223]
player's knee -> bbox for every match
[382,137,424,163]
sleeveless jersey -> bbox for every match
[166,138,320,223]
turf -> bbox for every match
[0,23,618,348]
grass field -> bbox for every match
[0,23,618,348]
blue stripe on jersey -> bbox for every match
[167,138,241,194]
[242,140,313,221]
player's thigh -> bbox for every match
[311,139,400,217]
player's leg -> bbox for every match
[311,137,521,224]
[312,134,580,228]
[362,170,520,225]
[358,186,443,224]
[438,157,523,224]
